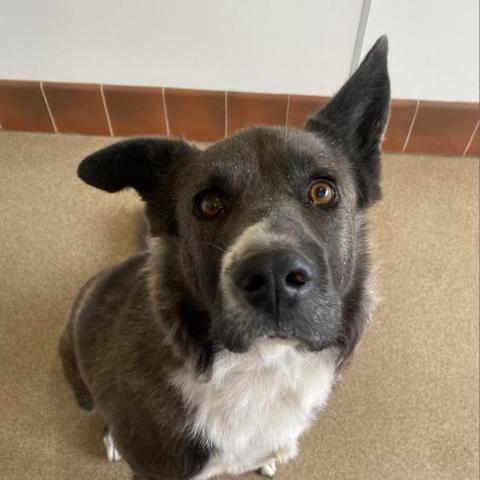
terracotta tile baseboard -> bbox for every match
[0,79,478,156]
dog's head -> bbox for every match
[78,37,389,359]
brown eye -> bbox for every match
[308,180,336,206]
[198,192,224,217]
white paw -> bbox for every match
[103,429,122,462]
[277,441,298,463]
[260,460,276,477]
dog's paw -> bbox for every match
[259,460,276,477]
[276,441,298,463]
[103,428,122,462]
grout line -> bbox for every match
[224,91,228,138]
[162,87,170,137]
[40,81,58,133]
[463,120,479,156]
[285,94,291,128]
[100,84,114,136]
[402,100,420,152]
[350,0,372,74]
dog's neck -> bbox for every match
[144,235,216,373]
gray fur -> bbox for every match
[59,36,390,480]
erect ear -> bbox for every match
[306,36,390,208]
[77,137,194,200]
[77,137,195,235]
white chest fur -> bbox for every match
[171,340,338,479]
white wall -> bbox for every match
[362,0,479,102]
[0,0,363,96]
[0,0,478,101]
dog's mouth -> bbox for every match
[210,303,342,354]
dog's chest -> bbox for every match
[172,342,337,474]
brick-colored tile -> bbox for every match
[465,122,479,157]
[287,94,330,129]
[405,101,479,156]
[165,88,224,142]
[383,99,418,152]
[0,80,54,133]
[43,82,110,135]
[227,92,288,135]
[103,85,167,136]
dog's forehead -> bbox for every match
[196,127,335,175]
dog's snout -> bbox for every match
[232,251,313,319]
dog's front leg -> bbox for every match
[276,440,299,464]
[258,440,299,477]
[103,427,122,462]
[259,460,277,477]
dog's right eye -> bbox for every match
[195,191,225,218]
[308,180,336,206]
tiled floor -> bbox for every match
[0,131,478,480]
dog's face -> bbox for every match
[77,37,390,356]
[173,128,357,352]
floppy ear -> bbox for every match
[306,35,390,208]
[78,137,195,234]
[78,137,193,199]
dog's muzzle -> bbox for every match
[232,249,315,322]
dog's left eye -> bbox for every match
[196,191,225,217]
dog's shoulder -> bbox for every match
[72,251,150,338]
[70,248,215,478]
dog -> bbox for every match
[59,36,390,480]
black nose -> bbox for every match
[232,251,313,319]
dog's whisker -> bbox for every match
[200,242,229,254]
